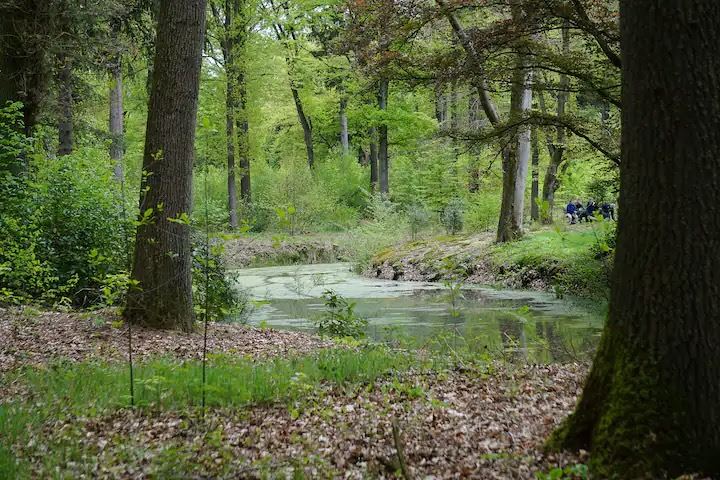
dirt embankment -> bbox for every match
[224,236,350,269]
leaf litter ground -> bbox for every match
[1,308,592,479]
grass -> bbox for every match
[491,227,599,264]
[0,346,416,478]
[489,225,613,298]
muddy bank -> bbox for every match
[224,235,350,269]
[364,233,547,288]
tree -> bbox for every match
[529,124,539,221]
[210,0,251,229]
[377,77,389,194]
[436,0,534,242]
[266,0,315,169]
[124,0,207,331]
[538,23,569,222]
[549,1,720,477]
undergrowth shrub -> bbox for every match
[407,203,430,240]
[192,238,250,322]
[441,197,465,235]
[315,289,367,338]
[342,193,408,272]
[0,105,127,306]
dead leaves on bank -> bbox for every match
[0,307,332,374]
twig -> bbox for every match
[391,418,413,480]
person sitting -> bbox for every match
[600,202,615,220]
[576,201,589,223]
[584,199,598,222]
[566,200,577,224]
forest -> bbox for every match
[0,0,718,478]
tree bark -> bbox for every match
[291,87,314,169]
[450,80,459,130]
[219,0,240,229]
[57,56,73,156]
[497,38,533,243]
[340,96,349,156]
[511,66,533,231]
[369,128,379,192]
[0,0,48,137]
[125,0,206,331]
[222,31,238,229]
[530,125,539,221]
[110,56,124,181]
[434,81,446,127]
[229,0,250,205]
[549,1,720,477]
[377,77,389,195]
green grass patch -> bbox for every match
[490,227,598,264]
[490,226,612,298]
[0,346,415,477]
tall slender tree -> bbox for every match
[550,1,720,477]
[377,77,389,195]
[124,0,207,331]
[530,124,539,222]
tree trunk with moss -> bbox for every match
[125,0,206,331]
[549,1,720,477]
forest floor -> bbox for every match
[365,225,613,299]
[0,307,592,479]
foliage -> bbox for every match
[314,289,367,338]
[491,227,610,298]
[192,239,250,323]
[0,105,128,306]
[341,193,409,272]
[535,464,588,480]
[440,257,466,316]
[407,203,430,240]
[441,197,465,235]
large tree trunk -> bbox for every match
[125,0,206,331]
[57,57,73,156]
[549,1,720,477]
[497,46,532,243]
[339,96,349,156]
[110,57,124,181]
[511,66,532,230]
[377,77,389,195]
[0,1,48,137]
[530,125,539,222]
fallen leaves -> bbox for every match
[10,362,590,479]
[0,307,333,375]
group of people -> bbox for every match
[566,199,615,224]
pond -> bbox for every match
[233,263,604,362]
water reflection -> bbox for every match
[233,263,604,363]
